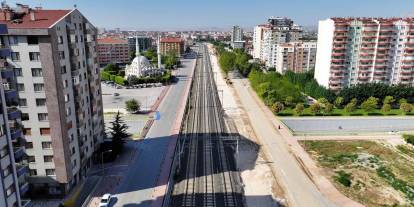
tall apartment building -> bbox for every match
[97,37,129,66]
[269,41,317,73]
[315,18,414,91]
[160,37,184,56]
[0,24,31,207]
[0,4,104,196]
[231,25,244,49]
[127,36,152,54]
[253,17,303,65]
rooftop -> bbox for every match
[160,37,183,43]
[98,38,127,44]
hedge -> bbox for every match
[101,71,110,81]
[114,76,127,85]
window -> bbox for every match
[41,141,52,149]
[5,185,15,196]
[29,169,37,176]
[29,52,40,61]
[31,68,42,77]
[59,51,65,60]
[25,142,33,149]
[0,146,8,158]
[28,156,35,163]
[38,113,48,121]
[66,107,71,116]
[34,83,44,92]
[45,169,55,176]
[64,94,70,103]
[58,36,63,44]
[61,66,66,74]
[36,98,46,106]
[11,52,20,61]
[9,36,18,45]
[44,155,53,162]
[18,98,27,107]
[17,83,25,92]
[27,36,38,45]
[71,147,75,155]
[21,114,29,121]
[40,128,50,135]
[3,165,11,177]
[14,68,22,77]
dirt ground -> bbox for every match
[208,44,285,207]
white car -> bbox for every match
[99,194,112,207]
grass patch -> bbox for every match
[277,107,406,117]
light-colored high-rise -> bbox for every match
[231,25,244,49]
[269,41,317,73]
[0,3,104,197]
[315,17,414,90]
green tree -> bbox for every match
[400,103,413,114]
[218,51,236,73]
[109,111,129,155]
[381,103,391,113]
[317,98,329,106]
[284,96,294,107]
[383,96,395,105]
[350,98,358,105]
[334,97,344,108]
[125,99,141,113]
[399,98,408,106]
[294,103,304,115]
[271,102,284,114]
[310,103,321,114]
[103,63,120,73]
[345,102,356,113]
[360,97,378,112]
[324,103,334,114]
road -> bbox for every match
[232,78,336,207]
[113,56,196,206]
[167,44,244,207]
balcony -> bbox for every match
[16,164,29,177]
[10,128,22,140]
[19,182,29,196]
[1,69,14,79]
[0,24,7,35]
[0,47,11,58]
[4,88,17,102]
[7,107,21,120]
[13,147,25,160]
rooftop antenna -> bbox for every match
[73,4,77,9]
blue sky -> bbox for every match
[6,0,414,30]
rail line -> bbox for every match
[168,44,244,207]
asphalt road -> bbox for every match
[113,57,196,207]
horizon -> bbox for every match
[4,0,414,31]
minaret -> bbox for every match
[157,35,162,69]
[135,35,140,57]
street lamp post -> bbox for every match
[101,150,112,176]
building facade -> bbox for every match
[97,38,129,66]
[253,17,303,66]
[127,36,152,54]
[231,25,244,49]
[315,18,414,91]
[160,37,184,56]
[0,23,30,207]
[0,4,104,197]
[269,41,317,73]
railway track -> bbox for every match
[168,44,244,207]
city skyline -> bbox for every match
[5,0,414,30]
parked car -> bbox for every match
[113,93,120,96]
[99,194,112,207]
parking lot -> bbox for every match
[281,117,414,135]
[101,82,165,137]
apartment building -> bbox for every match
[315,17,414,91]
[127,36,152,54]
[97,37,129,66]
[231,25,244,49]
[0,24,31,207]
[0,4,104,197]
[160,37,184,56]
[269,41,317,73]
[253,17,303,65]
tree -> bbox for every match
[334,97,344,108]
[317,98,329,106]
[399,98,408,106]
[350,98,358,105]
[360,97,378,112]
[383,96,395,105]
[381,104,391,113]
[284,96,294,107]
[345,102,356,113]
[400,103,413,114]
[125,99,141,113]
[109,111,129,155]
[324,103,334,114]
[294,103,304,115]
[271,102,284,114]
[309,103,321,114]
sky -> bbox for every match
[5,0,414,30]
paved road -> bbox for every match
[232,78,336,207]
[113,57,196,207]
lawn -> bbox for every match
[300,140,414,207]
[277,108,411,117]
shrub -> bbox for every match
[345,102,356,113]
[125,99,140,113]
[367,112,383,116]
[403,134,414,145]
[101,71,110,81]
[360,96,378,112]
[277,112,293,116]
[400,103,413,114]
[334,170,352,187]
[294,103,304,115]
[114,76,126,85]
[271,102,284,114]
[309,103,321,114]
[381,103,391,113]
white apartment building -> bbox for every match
[0,4,104,197]
[315,17,414,91]
[231,25,244,49]
[269,41,317,73]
